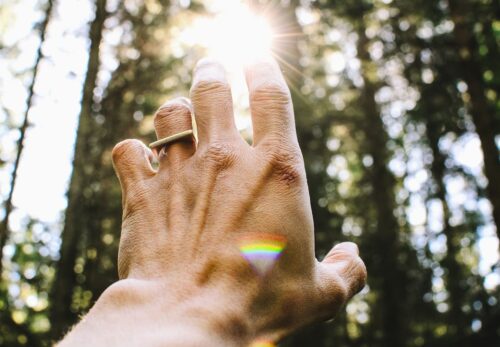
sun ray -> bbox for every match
[176,0,317,131]
[272,52,308,83]
[179,1,276,71]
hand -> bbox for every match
[60,57,366,347]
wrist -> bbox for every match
[81,279,252,347]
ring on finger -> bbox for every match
[149,129,194,149]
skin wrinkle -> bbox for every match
[339,257,368,297]
[246,60,296,146]
[265,146,304,186]
[122,184,152,220]
[249,85,291,109]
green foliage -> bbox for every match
[0,0,499,346]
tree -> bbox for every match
[392,0,499,343]
[448,0,500,238]
[0,0,54,278]
[50,0,187,339]
[49,0,108,338]
[1,0,499,345]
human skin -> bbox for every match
[58,57,367,347]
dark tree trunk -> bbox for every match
[356,26,409,347]
[449,0,500,239]
[426,120,467,341]
[49,0,107,340]
[81,1,173,308]
[50,1,178,339]
[0,0,54,278]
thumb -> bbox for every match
[316,242,367,311]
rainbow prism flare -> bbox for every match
[238,232,287,277]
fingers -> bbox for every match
[317,242,367,309]
[245,56,296,146]
[153,97,196,164]
[112,139,156,192]
[190,58,240,147]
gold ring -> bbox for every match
[149,129,194,149]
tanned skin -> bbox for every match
[58,57,367,347]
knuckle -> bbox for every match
[250,82,291,107]
[264,145,304,185]
[154,102,192,136]
[190,80,231,99]
[200,142,238,170]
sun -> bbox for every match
[204,2,274,68]
[180,1,275,70]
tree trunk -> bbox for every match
[426,120,467,341]
[0,0,54,278]
[449,0,500,239]
[49,0,107,339]
[356,25,409,347]
[50,0,179,338]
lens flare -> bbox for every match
[238,232,287,276]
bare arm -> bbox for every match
[58,56,366,346]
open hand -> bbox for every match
[109,57,367,346]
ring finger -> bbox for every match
[152,97,196,168]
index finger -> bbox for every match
[244,56,297,147]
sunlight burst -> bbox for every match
[180,1,274,70]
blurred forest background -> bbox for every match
[0,0,499,346]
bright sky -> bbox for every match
[1,0,498,290]
[1,0,92,226]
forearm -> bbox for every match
[58,280,248,347]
